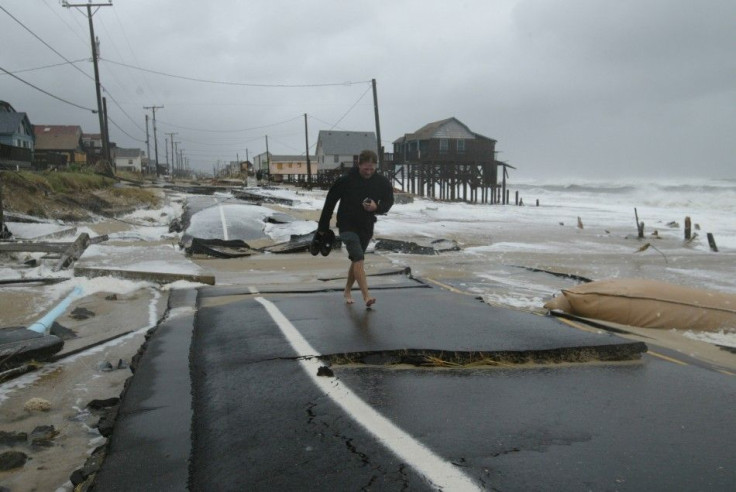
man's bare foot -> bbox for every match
[365,298,376,308]
[344,294,355,304]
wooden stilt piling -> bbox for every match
[707,233,719,252]
[684,216,691,240]
[634,208,644,238]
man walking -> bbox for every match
[317,150,394,307]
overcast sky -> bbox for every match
[2,0,735,179]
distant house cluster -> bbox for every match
[3,96,505,193]
[251,118,501,192]
[0,100,147,172]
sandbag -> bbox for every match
[544,278,736,332]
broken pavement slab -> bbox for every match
[74,266,215,285]
[0,328,64,370]
[256,286,646,363]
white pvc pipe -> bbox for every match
[27,286,84,334]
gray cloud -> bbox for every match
[2,0,734,178]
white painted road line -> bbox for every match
[255,297,482,491]
[215,197,229,240]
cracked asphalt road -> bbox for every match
[94,279,736,491]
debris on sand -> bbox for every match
[23,397,52,413]
[373,237,461,255]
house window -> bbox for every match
[277,163,283,170]
[128,159,133,165]
[334,155,339,163]
[439,139,448,153]
[457,139,466,153]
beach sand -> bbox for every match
[2,195,735,490]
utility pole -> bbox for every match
[144,114,150,173]
[371,78,383,171]
[102,96,113,170]
[265,135,270,183]
[304,113,312,187]
[174,141,179,176]
[166,132,177,177]
[144,105,163,176]
[63,2,112,166]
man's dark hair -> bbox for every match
[358,149,378,164]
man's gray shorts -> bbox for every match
[339,231,370,262]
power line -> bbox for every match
[107,116,145,143]
[0,4,95,83]
[0,65,96,112]
[101,88,146,134]
[1,59,89,75]
[1,3,145,140]
[329,84,373,129]
[40,0,89,47]
[156,114,303,134]
[101,58,371,88]
[110,4,160,101]
[309,114,347,131]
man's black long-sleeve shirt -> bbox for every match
[317,167,394,235]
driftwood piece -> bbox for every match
[53,233,91,272]
[89,234,109,245]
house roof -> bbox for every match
[33,125,83,150]
[0,112,31,135]
[394,117,496,144]
[271,154,314,161]
[115,148,143,158]
[0,101,16,113]
[317,130,376,155]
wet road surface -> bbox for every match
[94,273,736,491]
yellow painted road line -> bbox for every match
[717,369,735,376]
[648,351,688,366]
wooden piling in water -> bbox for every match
[684,216,691,240]
[707,233,719,252]
[634,208,644,238]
